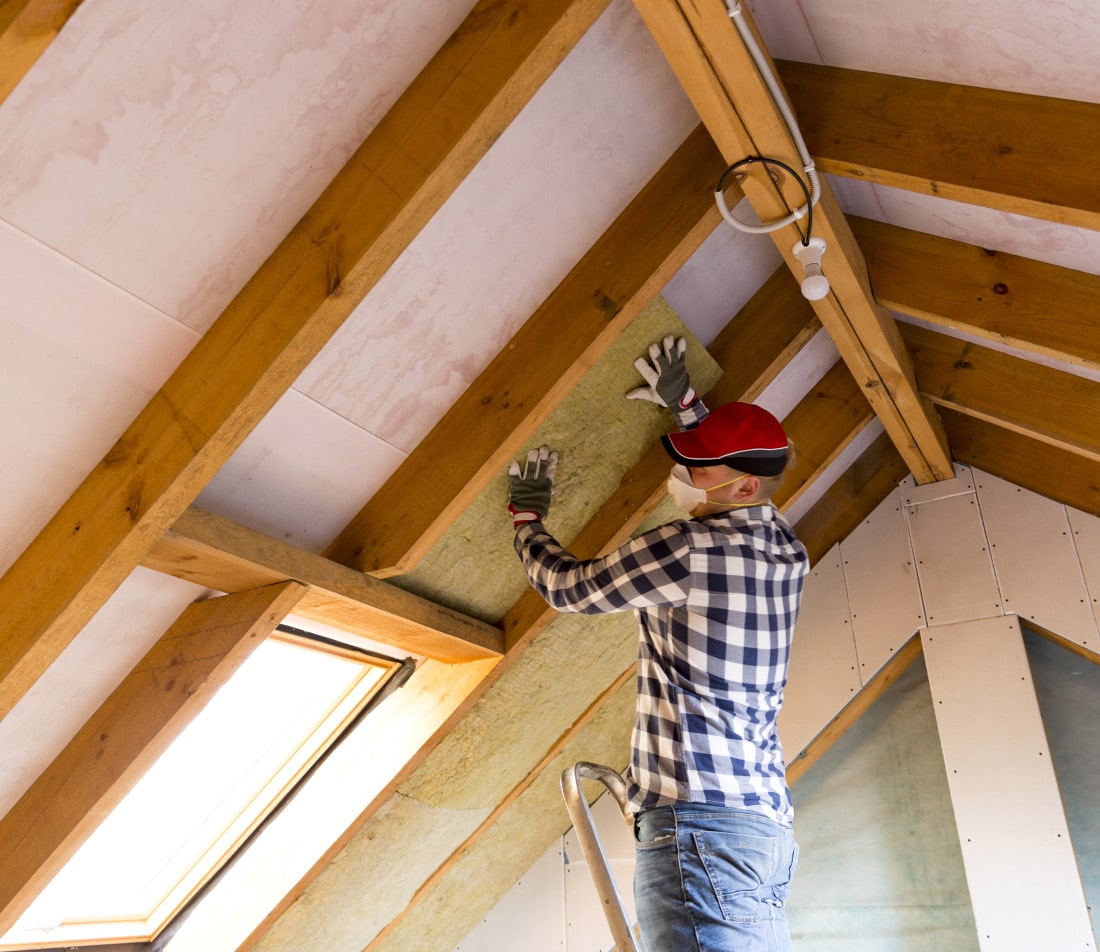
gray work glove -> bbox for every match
[626,335,698,410]
[508,446,559,528]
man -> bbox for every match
[508,336,808,952]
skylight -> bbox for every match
[1,630,399,949]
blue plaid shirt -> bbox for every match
[514,500,807,825]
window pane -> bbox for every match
[6,636,389,944]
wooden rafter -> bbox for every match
[779,61,1100,231]
[0,0,608,720]
[776,359,874,514]
[326,124,729,576]
[144,507,503,663]
[0,582,307,935]
[941,409,1100,519]
[0,0,82,107]
[901,322,1100,464]
[630,0,951,487]
[854,216,1100,371]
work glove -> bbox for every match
[626,335,697,410]
[508,446,559,528]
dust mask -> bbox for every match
[666,464,750,512]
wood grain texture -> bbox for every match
[855,216,1100,371]
[781,60,1100,230]
[145,508,503,662]
[940,408,1100,519]
[901,321,1100,462]
[774,359,874,512]
[0,582,306,935]
[0,0,604,719]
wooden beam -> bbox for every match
[145,508,503,663]
[0,581,307,936]
[0,0,607,719]
[788,634,923,785]
[901,322,1100,463]
[631,0,952,485]
[779,61,1100,230]
[773,359,874,513]
[794,429,910,566]
[0,0,82,107]
[326,124,728,576]
[940,408,1100,520]
[854,216,1100,372]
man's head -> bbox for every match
[662,402,789,515]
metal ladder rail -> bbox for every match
[559,762,640,952]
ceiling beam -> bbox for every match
[144,508,503,663]
[779,60,1100,231]
[631,0,952,486]
[901,322,1100,464]
[854,216,1100,372]
[0,0,607,720]
[0,581,307,936]
[326,123,728,577]
[940,408,1100,520]
[776,359,874,514]
[0,0,82,107]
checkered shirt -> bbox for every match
[514,505,807,826]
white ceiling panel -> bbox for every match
[294,0,698,453]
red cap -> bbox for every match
[661,402,788,476]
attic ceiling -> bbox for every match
[1,0,1099,949]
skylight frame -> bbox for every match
[0,629,402,950]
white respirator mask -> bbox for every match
[666,464,751,512]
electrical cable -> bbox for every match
[715,0,821,235]
[716,155,813,246]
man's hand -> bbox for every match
[508,446,559,528]
[626,335,697,410]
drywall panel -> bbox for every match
[1067,507,1100,640]
[840,486,925,681]
[974,471,1099,651]
[788,656,977,951]
[901,464,974,506]
[454,841,566,952]
[922,617,1095,952]
[781,548,860,757]
[904,483,1002,627]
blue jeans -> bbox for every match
[634,804,798,952]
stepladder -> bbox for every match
[560,762,641,952]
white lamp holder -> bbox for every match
[792,236,830,301]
